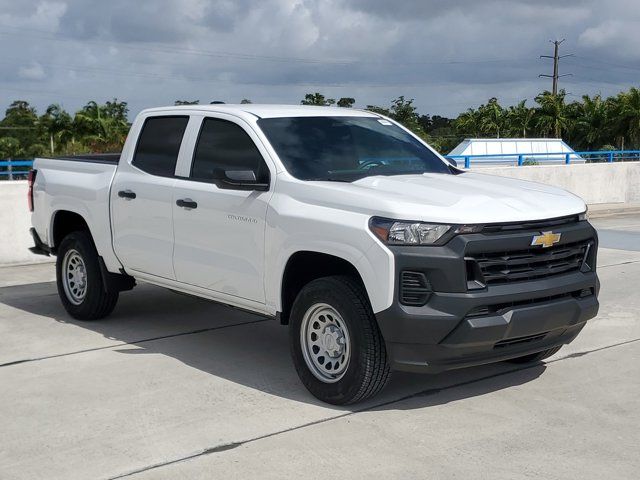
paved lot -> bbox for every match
[1,215,639,480]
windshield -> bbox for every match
[257,116,451,181]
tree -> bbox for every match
[506,100,535,138]
[535,90,568,138]
[455,108,482,137]
[365,105,391,117]
[0,137,22,159]
[39,104,73,154]
[240,98,252,104]
[367,97,425,136]
[175,100,200,105]
[0,100,39,150]
[73,100,129,152]
[389,96,425,136]
[615,87,640,149]
[301,93,335,106]
[573,95,609,150]
[337,97,355,108]
[478,97,505,138]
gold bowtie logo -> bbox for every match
[531,231,562,248]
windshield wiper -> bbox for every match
[308,176,355,183]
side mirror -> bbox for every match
[219,169,269,191]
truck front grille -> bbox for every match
[469,240,592,285]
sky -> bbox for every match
[1,0,639,119]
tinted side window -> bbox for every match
[191,118,268,183]
[132,116,189,177]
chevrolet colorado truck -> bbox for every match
[28,105,599,404]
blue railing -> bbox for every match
[0,159,34,179]
[445,150,640,168]
[1,150,640,177]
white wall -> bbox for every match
[0,181,53,265]
[474,162,640,205]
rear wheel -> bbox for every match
[290,276,391,405]
[56,231,119,320]
[507,346,562,364]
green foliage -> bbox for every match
[301,93,335,106]
[4,87,640,159]
[366,96,426,137]
[337,97,355,108]
[0,99,130,158]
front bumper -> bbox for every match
[375,219,600,373]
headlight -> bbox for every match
[369,217,451,245]
[578,209,588,221]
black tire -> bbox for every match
[506,345,562,364]
[290,275,391,405]
[56,231,119,320]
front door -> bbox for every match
[172,116,272,304]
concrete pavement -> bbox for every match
[1,216,639,479]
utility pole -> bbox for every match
[540,39,572,95]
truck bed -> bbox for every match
[31,156,121,270]
[42,153,121,164]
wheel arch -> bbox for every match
[278,251,369,325]
[50,210,93,253]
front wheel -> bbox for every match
[290,276,391,405]
[56,231,119,320]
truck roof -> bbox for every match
[141,104,380,119]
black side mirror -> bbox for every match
[219,169,269,191]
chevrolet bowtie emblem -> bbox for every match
[531,231,562,248]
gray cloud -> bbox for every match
[0,0,638,118]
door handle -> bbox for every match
[176,198,198,209]
[118,190,136,200]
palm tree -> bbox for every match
[535,90,568,138]
[455,107,482,137]
[574,95,609,150]
[616,87,640,149]
[506,100,535,137]
[74,101,129,152]
[479,98,504,138]
[40,104,73,154]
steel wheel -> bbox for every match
[300,303,351,383]
[62,249,88,305]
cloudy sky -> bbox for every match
[1,0,639,119]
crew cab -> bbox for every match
[28,105,599,404]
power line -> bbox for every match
[539,39,573,95]
[0,25,529,67]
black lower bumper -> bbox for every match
[29,227,51,256]
[375,220,600,373]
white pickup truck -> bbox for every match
[29,104,599,404]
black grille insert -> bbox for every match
[465,289,592,319]
[494,332,549,349]
[481,216,579,233]
[400,271,431,306]
[469,240,592,285]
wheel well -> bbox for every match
[279,251,366,325]
[52,211,90,252]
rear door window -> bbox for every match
[132,116,189,177]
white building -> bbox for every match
[447,138,583,167]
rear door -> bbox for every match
[172,115,273,304]
[111,115,190,279]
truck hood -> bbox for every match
[288,172,587,224]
